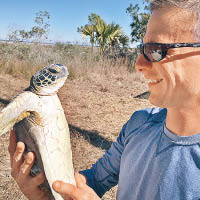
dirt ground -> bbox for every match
[0,69,152,200]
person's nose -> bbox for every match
[135,54,152,73]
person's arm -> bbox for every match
[79,122,128,197]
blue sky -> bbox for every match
[0,0,144,44]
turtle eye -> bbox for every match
[49,68,57,73]
[49,65,61,73]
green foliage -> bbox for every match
[77,24,95,51]
[8,11,50,42]
[77,13,129,55]
[126,0,150,43]
[30,11,50,41]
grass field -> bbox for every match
[0,42,151,200]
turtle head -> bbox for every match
[30,64,69,95]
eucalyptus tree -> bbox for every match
[119,34,129,47]
[29,10,50,41]
[8,11,50,42]
[126,0,150,43]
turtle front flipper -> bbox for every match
[0,91,43,136]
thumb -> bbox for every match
[52,180,77,198]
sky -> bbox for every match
[0,0,144,44]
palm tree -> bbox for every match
[78,13,130,55]
[104,23,123,52]
[93,17,107,54]
[77,24,95,52]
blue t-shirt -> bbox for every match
[81,107,200,200]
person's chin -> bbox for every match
[148,94,166,108]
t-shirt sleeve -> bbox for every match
[80,122,127,197]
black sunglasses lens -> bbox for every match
[142,44,167,62]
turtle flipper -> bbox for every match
[0,91,42,136]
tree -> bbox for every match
[77,24,95,52]
[118,34,130,48]
[78,13,129,55]
[101,22,122,52]
[78,13,106,53]
[29,11,50,41]
[8,10,50,42]
[126,0,150,43]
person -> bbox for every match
[8,0,200,199]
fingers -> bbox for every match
[19,152,34,175]
[8,131,49,199]
[75,172,87,188]
[13,142,25,162]
[53,173,99,200]
[8,130,17,166]
[15,152,35,187]
[11,142,25,176]
[74,173,101,200]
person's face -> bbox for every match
[135,7,200,109]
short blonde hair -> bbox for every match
[150,0,200,41]
[150,0,200,11]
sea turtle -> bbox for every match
[0,64,75,200]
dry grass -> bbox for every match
[0,43,151,200]
[0,42,135,80]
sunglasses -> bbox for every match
[139,42,200,62]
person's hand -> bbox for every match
[8,130,49,200]
[53,172,101,200]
